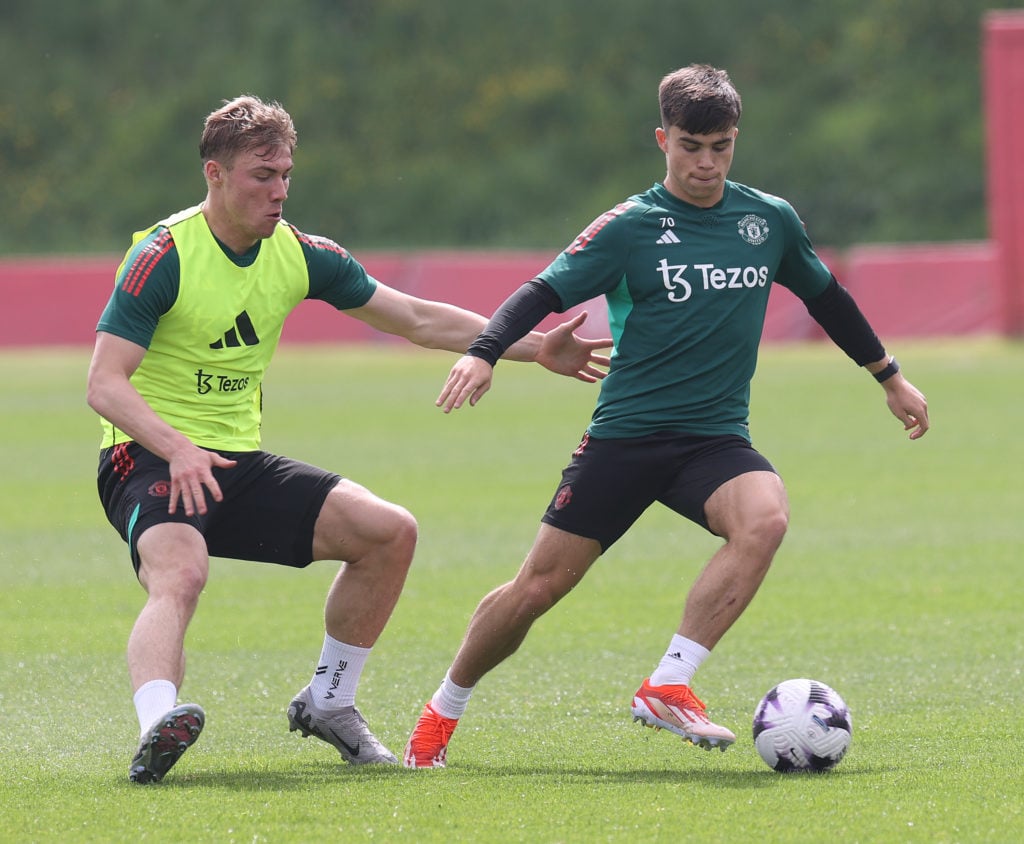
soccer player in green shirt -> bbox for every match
[87,95,611,784]
[404,64,929,767]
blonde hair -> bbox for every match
[199,95,297,165]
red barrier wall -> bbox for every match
[844,241,1000,338]
[0,243,1001,349]
[3,255,121,347]
[985,10,1024,335]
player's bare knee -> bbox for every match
[386,505,418,569]
[352,504,417,570]
[314,487,418,565]
[513,576,568,621]
[141,559,207,606]
[727,504,788,557]
[761,505,789,547]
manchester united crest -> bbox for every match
[737,214,770,245]
[148,480,171,498]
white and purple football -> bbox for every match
[752,678,852,772]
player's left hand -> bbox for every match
[883,374,929,439]
[535,311,612,382]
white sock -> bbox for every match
[429,670,475,720]
[649,635,710,687]
[134,679,178,737]
[308,634,370,709]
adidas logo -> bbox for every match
[656,230,681,245]
[211,311,260,348]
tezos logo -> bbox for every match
[737,214,770,245]
[195,368,250,395]
[196,369,213,395]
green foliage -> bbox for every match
[0,0,1015,255]
[0,341,1022,841]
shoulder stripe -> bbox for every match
[289,224,349,258]
[122,229,174,297]
[567,201,635,255]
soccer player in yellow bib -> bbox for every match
[87,95,611,784]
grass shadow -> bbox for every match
[113,758,886,792]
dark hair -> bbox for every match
[659,65,742,134]
[199,95,297,165]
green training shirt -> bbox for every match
[96,206,377,450]
[538,181,833,441]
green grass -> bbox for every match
[0,339,1021,843]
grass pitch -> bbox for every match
[0,339,1021,843]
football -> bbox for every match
[752,678,853,772]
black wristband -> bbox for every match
[873,357,900,383]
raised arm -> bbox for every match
[345,282,610,403]
[430,280,611,412]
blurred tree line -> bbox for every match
[0,0,1016,256]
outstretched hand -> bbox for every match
[436,312,612,414]
[535,311,612,382]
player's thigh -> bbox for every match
[496,524,602,614]
[540,433,669,551]
[311,478,417,563]
[659,435,782,534]
[703,470,789,543]
[203,452,339,567]
[135,522,210,595]
[519,523,602,590]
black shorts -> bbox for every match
[97,442,341,573]
[540,432,777,551]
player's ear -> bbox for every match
[204,159,223,184]
[655,126,668,151]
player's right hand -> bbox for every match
[437,355,495,413]
[167,446,238,516]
